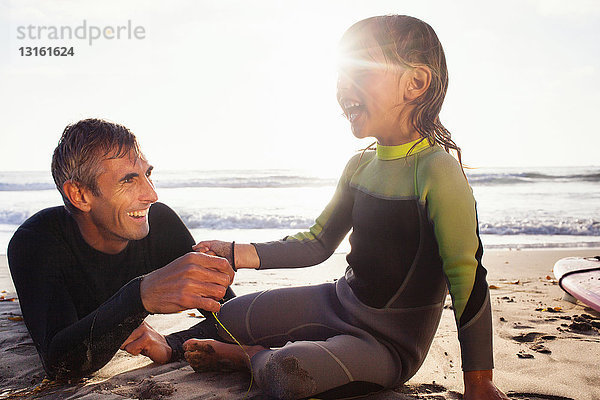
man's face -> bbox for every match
[85,151,158,252]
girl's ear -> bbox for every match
[63,180,92,213]
[404,65,432,101]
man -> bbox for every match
[8,118,234,380]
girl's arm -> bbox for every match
[197,154,362,270]
[419,151,507,399]
[420,151,493,371]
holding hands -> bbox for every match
[194,240,260,270]
[193,240,233,263]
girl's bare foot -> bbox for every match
[183,339,265,373]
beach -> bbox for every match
[2,0,599,397]
[1,248,599,400]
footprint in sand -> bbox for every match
[511,332,557,356]
[507,392,574,400]
[512,323,534,330]
[393,383,462,399]
[111,378,175,399]
[511,332,544,343]
[392,385,575,400]
[566,314,600,333]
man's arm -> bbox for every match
[8,228,148,379]
[8,227,234,379]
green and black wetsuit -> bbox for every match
[214,139,493,399]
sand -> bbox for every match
[1,248,599,400]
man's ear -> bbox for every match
[404,65,432,101]
[63,180,92,213]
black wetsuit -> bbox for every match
[7,202,200,380]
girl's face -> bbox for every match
[336,36,417,145]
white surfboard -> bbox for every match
[553,256,600,312]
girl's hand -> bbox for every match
[194,241,261,270]
[194,240,231,260]
[463,370,509,400]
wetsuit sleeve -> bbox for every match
[7,228,148,380]
[253,156,358,269]
[419,153,493,371]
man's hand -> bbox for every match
[120,321,172,364]
[140,252,234,314]
[463,370,509,400]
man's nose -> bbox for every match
[141,176,158,203]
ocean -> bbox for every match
[1,166,599,256]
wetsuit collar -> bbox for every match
[376,138,432,160]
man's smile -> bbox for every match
[127,208,149,219]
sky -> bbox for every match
[1,0,599,175]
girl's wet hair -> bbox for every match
[341,15,462,166]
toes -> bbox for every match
[184,342,218,373]
[185,348,212,364]
[183,339,215,352]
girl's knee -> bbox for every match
[255,350,318,400]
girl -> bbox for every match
[183,15,509,400]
